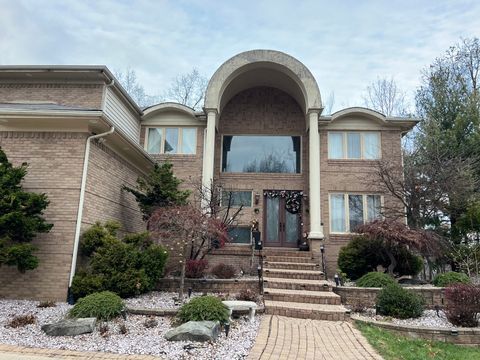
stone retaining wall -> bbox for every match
[156,278,260,294]
[334,286,445,309]
[352,315,480,346]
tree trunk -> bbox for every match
[386,249,397,276]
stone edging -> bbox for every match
[127,306,265,316]
[352,314,480,346]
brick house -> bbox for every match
[0,50,417,300]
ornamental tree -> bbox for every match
[0,147,53,272]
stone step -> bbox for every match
[263,255,315,264]
[264,300,350,321]
[263,261,320,270]
[263,268,324,280]
[263,288,342,305]
[263,277,333,292]
[262,249,312,258]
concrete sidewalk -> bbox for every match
[247,315,383,360]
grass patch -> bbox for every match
[355,321,480,360]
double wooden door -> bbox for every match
[264,195,300,248]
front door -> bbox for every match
[264,192,301,247]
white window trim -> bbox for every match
[329,193,384,234]
[220,189,253,208]
[144,126,197,155]
[328,131,381,160]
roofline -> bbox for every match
[0,65,143,115]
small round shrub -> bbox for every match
[69,291,123,321]
[237,288,258,302]
[338,236,383,280]
[211,263,236,279]
[185,259,208,278]
[177,295,229,324]
[432,272,471,287]
[376,284,425,319]
[444,284,480,327]
[356,272,396,288]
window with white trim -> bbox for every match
[330,193,382,233]
[227,227,251,244]
[145,127,197,154]
[328,132,380,160]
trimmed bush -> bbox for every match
[356,272,396,288]
[432,271,471,287]
[376,284,425,319]
[211,263,236,279]
[177,295,229,324]
[444,284,480,327]
[338,236,423,280]
[72,222,168,299]
[69,291,123,321]
[185,259,208,278]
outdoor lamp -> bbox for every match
[224,322,230,337]
[254,193,260,205]
[334,273,340,287]
[257,264,262,278]
[188,287,192,298]
[320,245,324,253]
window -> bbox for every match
[221,190,252,207]
[227,227,251,244]
[329,194,382,233]
[222,135,301,173]
[328,132,380,159]
[145,127,197,154]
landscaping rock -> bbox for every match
[164,321,220,342]
[41,318,96,336]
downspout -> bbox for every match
[67,126,115,303]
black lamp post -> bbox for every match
[224,322,230,337]
[188,287,192,298]
[334,273,340,287]
[320,244,327,280]
[257,264,263,294]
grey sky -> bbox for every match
[1,0,478,112]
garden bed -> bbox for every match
[157,277,260,294]
[352,310,480,345]
[0,296,261,359]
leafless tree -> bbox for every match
[114,68,161,108]
[164,68,208,110]
[322,91,335,115]
[363,77,409,116]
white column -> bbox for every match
[201,110,217,208]
[308,110,324,239]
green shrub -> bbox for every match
[177,295,229,324]
[338,236,423,280]
[356,272,396,288]
[71,271,105,300]
[69,291,123,320]
[376,284,425,319]
[74,222,169,299]
[432,272,471,287]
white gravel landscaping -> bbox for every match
[354,308,468,329]
[0,298,261,359]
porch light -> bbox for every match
[320,245,325,253]
[334,273,340,287]
[254,193,260,205]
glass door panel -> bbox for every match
[265,197,280,244]
[285,211,299,245]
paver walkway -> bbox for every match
[0,344,161,359]
[247,315,382,360]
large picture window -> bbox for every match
[328,132,380,160]
[222,135,301,173]
[329,193,382,233]
[146,127,197,154]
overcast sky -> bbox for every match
[1,0,479,112]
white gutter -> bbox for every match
[67,126,115,299]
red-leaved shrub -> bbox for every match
[211,263,236,279]
[444,284,480,327]
[185,259,208,278]
[237,288,258,302]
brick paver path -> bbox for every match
[247,315,382,360]
[0,344,161,359]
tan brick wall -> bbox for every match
[0,83,104,109]
[319,129,405,275]
[82,141,146,235]
[0,132,86,301]
[216,86,309,240]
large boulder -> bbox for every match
[165,321,220,342]
[41,318,96,336]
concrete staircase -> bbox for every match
[262,249,349,321]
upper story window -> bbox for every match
[328,132,381,160]
[146,127,197,154]
[330,193,382,233]
[222,135,301,173]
